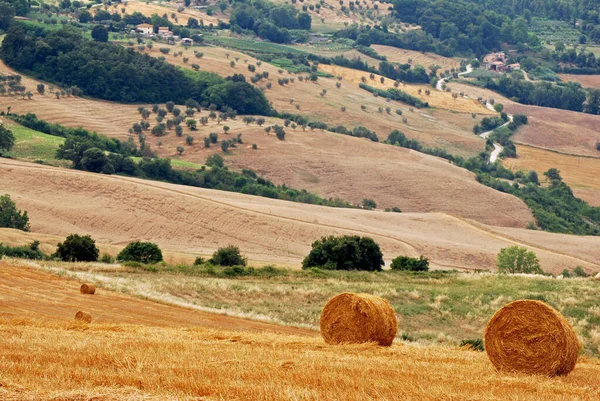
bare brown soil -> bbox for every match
[2,159,599,273]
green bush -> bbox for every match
[460,338,484,351]
[496,246,542,274]
[390,255,429,272]
[53,234,99,262]
[0,125,15,155]
[209,245,247,266]
[0,194,30,231]
[0,241,46,260]
[302,235,383,271]
[193,256,206,265]
[117,241,163,264]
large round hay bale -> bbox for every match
[74,311,93,323]
[484,300,580,376]
[80,283,96,295]
[320,293,397,346]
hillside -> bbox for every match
[1,263,600,400]
[0,61,539,226]
[2,158,599,273]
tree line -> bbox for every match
[230,0,311,43]
[0,24,272,115]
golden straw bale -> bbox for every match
[484,300,580,376]
[320,293,397,346]
[74,311,93,323]
[80,283,96,295]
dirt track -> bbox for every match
[1,158,599,273]
[0,262,316,336]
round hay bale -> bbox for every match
[320,292,397,346]
[484,300,580,376]
[80,283,96,295]
[74,311,93,323]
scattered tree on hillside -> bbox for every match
[0,194,30,231]
[390,255,429,272]
[544,168,562,182]
[209,245,247,266]
[0,125,15,155]
[117,241,163,264]
[53,234,99,262]
[302,235,384,271]
[496,246,542,274]
[362,198,377,210]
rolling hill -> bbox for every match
[2,158,599,273]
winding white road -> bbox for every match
[435,65,509,163]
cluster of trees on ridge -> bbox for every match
[230,0,311,43]
[0,24,272,115]
[468,71,600,114]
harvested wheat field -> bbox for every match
[318,63,494,115]
[2,315,600,400]
[371,45,462,74]
[0,61,138,140]
[140,43,486,155]
[0,262,314,335]
[448,80,600,157]
[2,158,600,273]
[559,74,600,88]
[504,144,600,206]
[505,103,600,158]
[109,0,224,26]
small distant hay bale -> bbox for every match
[484,300,580,376]
[74,311,93,323]
[80,283,96,295]
[320,292,397,346]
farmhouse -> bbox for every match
[158,27,173,37]
[136,23,153,35]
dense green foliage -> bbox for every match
[0,2,16,31]
[117,241,163,264]
[482,73,592,113]
[0,124,15,155]
[390,255,430,272]
[496,246,543,274]
[359,83,429,108]
[0,241,45,260]
[209,245,247,266]
[302,235,384,271]
[391,0,538,55]
[0,194,30,231]
[230,0,311,43]
[0,24,272,115]
[53,234,99,262]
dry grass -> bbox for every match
[558,74,600,89]
[371,45,462,74]
[108,0,224,26]
[447,80,600,158]
[137,43,486,156]
[318,63,494,114]
[8,158,600,273]
[271,0,391,30]
[503,144,600,206]
[2,317,600,400]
